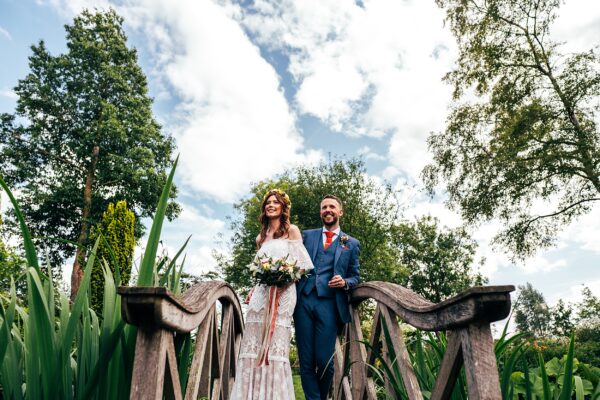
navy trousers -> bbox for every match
[294,289,341,400]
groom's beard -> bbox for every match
[321,213,338,227]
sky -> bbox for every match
[0,0,599,310]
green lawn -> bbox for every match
[293,374,305,400]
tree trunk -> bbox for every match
[70,145,100,302]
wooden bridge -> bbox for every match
[118,281,514,399]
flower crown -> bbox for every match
[263,189,291,207]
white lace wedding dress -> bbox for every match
[231,238,314,400]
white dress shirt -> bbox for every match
[322,226,341,245]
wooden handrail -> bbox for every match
[118,281,514,400]
[119,281,244,333]
[118,281,244,400]
[350,282,514,330]
[334,282,515,400]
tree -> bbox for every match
[0,199,25,296]
[219,158,487,301]
[0,235,26,297]
[424,0,600,259]
[514,283,552,337]
[89,200,135,312]
[391,216,487,303]
[551,299,575,337]
[577,286,600,327]
[218,158,408,294]
[0,9,180,299]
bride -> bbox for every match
[231,189,314,400]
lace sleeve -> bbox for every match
[288,240,314,271]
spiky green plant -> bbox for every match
[0,156,189,399]
[365,313,599,400]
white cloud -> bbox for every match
[39,0,321,202]
[158,202,227,274]
[36,0,112,16]
[357,145,385,161]
[552,0,600,53]
[238,0,456,179]
[557,280,600,306]
[559,205,600,254]
[120,0,324,202]
[0,89,17,100]
[518,253,568,275]
[0,26,11,41]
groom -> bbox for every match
[295,195,360,400]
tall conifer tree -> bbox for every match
[0,9,180,299]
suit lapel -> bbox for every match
[310,229,320,262]
[333,230,344,272]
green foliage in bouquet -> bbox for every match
[248,254,306,287]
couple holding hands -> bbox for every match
[231,189,360,400]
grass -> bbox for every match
[293,374,305,400]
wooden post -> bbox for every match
[430,331,463,400]
[185,307,216,400]
[379,306,423,400]
[130,328,171,400]
[460,323,502,400]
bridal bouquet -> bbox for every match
[248,254,305,286]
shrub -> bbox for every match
[89,201,135,312]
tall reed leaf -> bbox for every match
[559,333,576,400]
[63,238,100,360]
[500,341,526,399]
[539,352,552,400]
[137,155,178,286]
[160,236,190,290]
[0,174,39,271]
[0,279,17,363]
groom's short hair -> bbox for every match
[322,194,343,209]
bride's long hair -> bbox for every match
[257,190,291,248]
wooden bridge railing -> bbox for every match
[335,282,515,400]
[118,281,244,400]
[119,281,513,400]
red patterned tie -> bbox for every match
[324,231,335,250]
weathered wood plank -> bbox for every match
[184,306,215,400]
[219,304,234,400]
[164,334,183,400]
[430,331,463,400]
[211,307,224,400]
[348,308,377,400]
[333,337,345,399]
[460,323,502,400]
[334,328,355,400]
[379,306,423,400]
[119,282,244,333]
[350,283,514,331]
[129,328,169,400]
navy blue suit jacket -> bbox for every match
[297,228,360,323]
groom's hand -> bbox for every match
[328,275,346,289]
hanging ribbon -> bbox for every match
[257,285,284,366]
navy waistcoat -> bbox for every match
[302,240,337,297]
